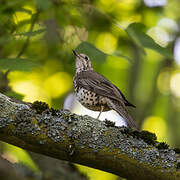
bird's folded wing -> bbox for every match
[76,71,124,103]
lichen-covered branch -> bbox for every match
[0,93,179,180]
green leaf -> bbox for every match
[75,41,107,62]
[75,41,132,63]
[0,58,39,71]
[112,51,133,63]
[125,23,173,58]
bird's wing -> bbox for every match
[117,89,136,108]
[75,70,126,103]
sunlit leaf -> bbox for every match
[75,41,132,63]
[0,58,39,71]
[17,8,33,15]
[126,23,173,58]
[15,19,32,28]
[3,143,39,172]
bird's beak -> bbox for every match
[73,50,78,57]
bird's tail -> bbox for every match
[121,110,139,130]
[106,99,139,130]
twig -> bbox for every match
[17,11,39,58]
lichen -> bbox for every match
[104,119,115,127]
[174,148,180,154]
[31,101,49,114]
[156,142,169,150]
[49,107,59,116]
[139,130,157,145]
[12,109,40,135]
[177,162,180,169]
[120,128,157,145]
[31,118,38,125]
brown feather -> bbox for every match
[75,70,135,108]
[106,98,138,129]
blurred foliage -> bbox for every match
[0,0,180,179]
[2,142,39,172]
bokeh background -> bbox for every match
[0,0,180,179]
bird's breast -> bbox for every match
[75,87,110,111]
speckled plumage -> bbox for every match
[73,81,110,111]
[73,50,138,129]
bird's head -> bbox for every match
[73,50,93,73]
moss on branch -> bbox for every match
[0,93,179,180]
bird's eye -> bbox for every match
[84,56,89,60]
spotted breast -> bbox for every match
[73,79,110,111]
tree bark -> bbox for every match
[0,93,179,180]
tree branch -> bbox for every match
[0,93,179,180]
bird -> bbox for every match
[73,50,138,129]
